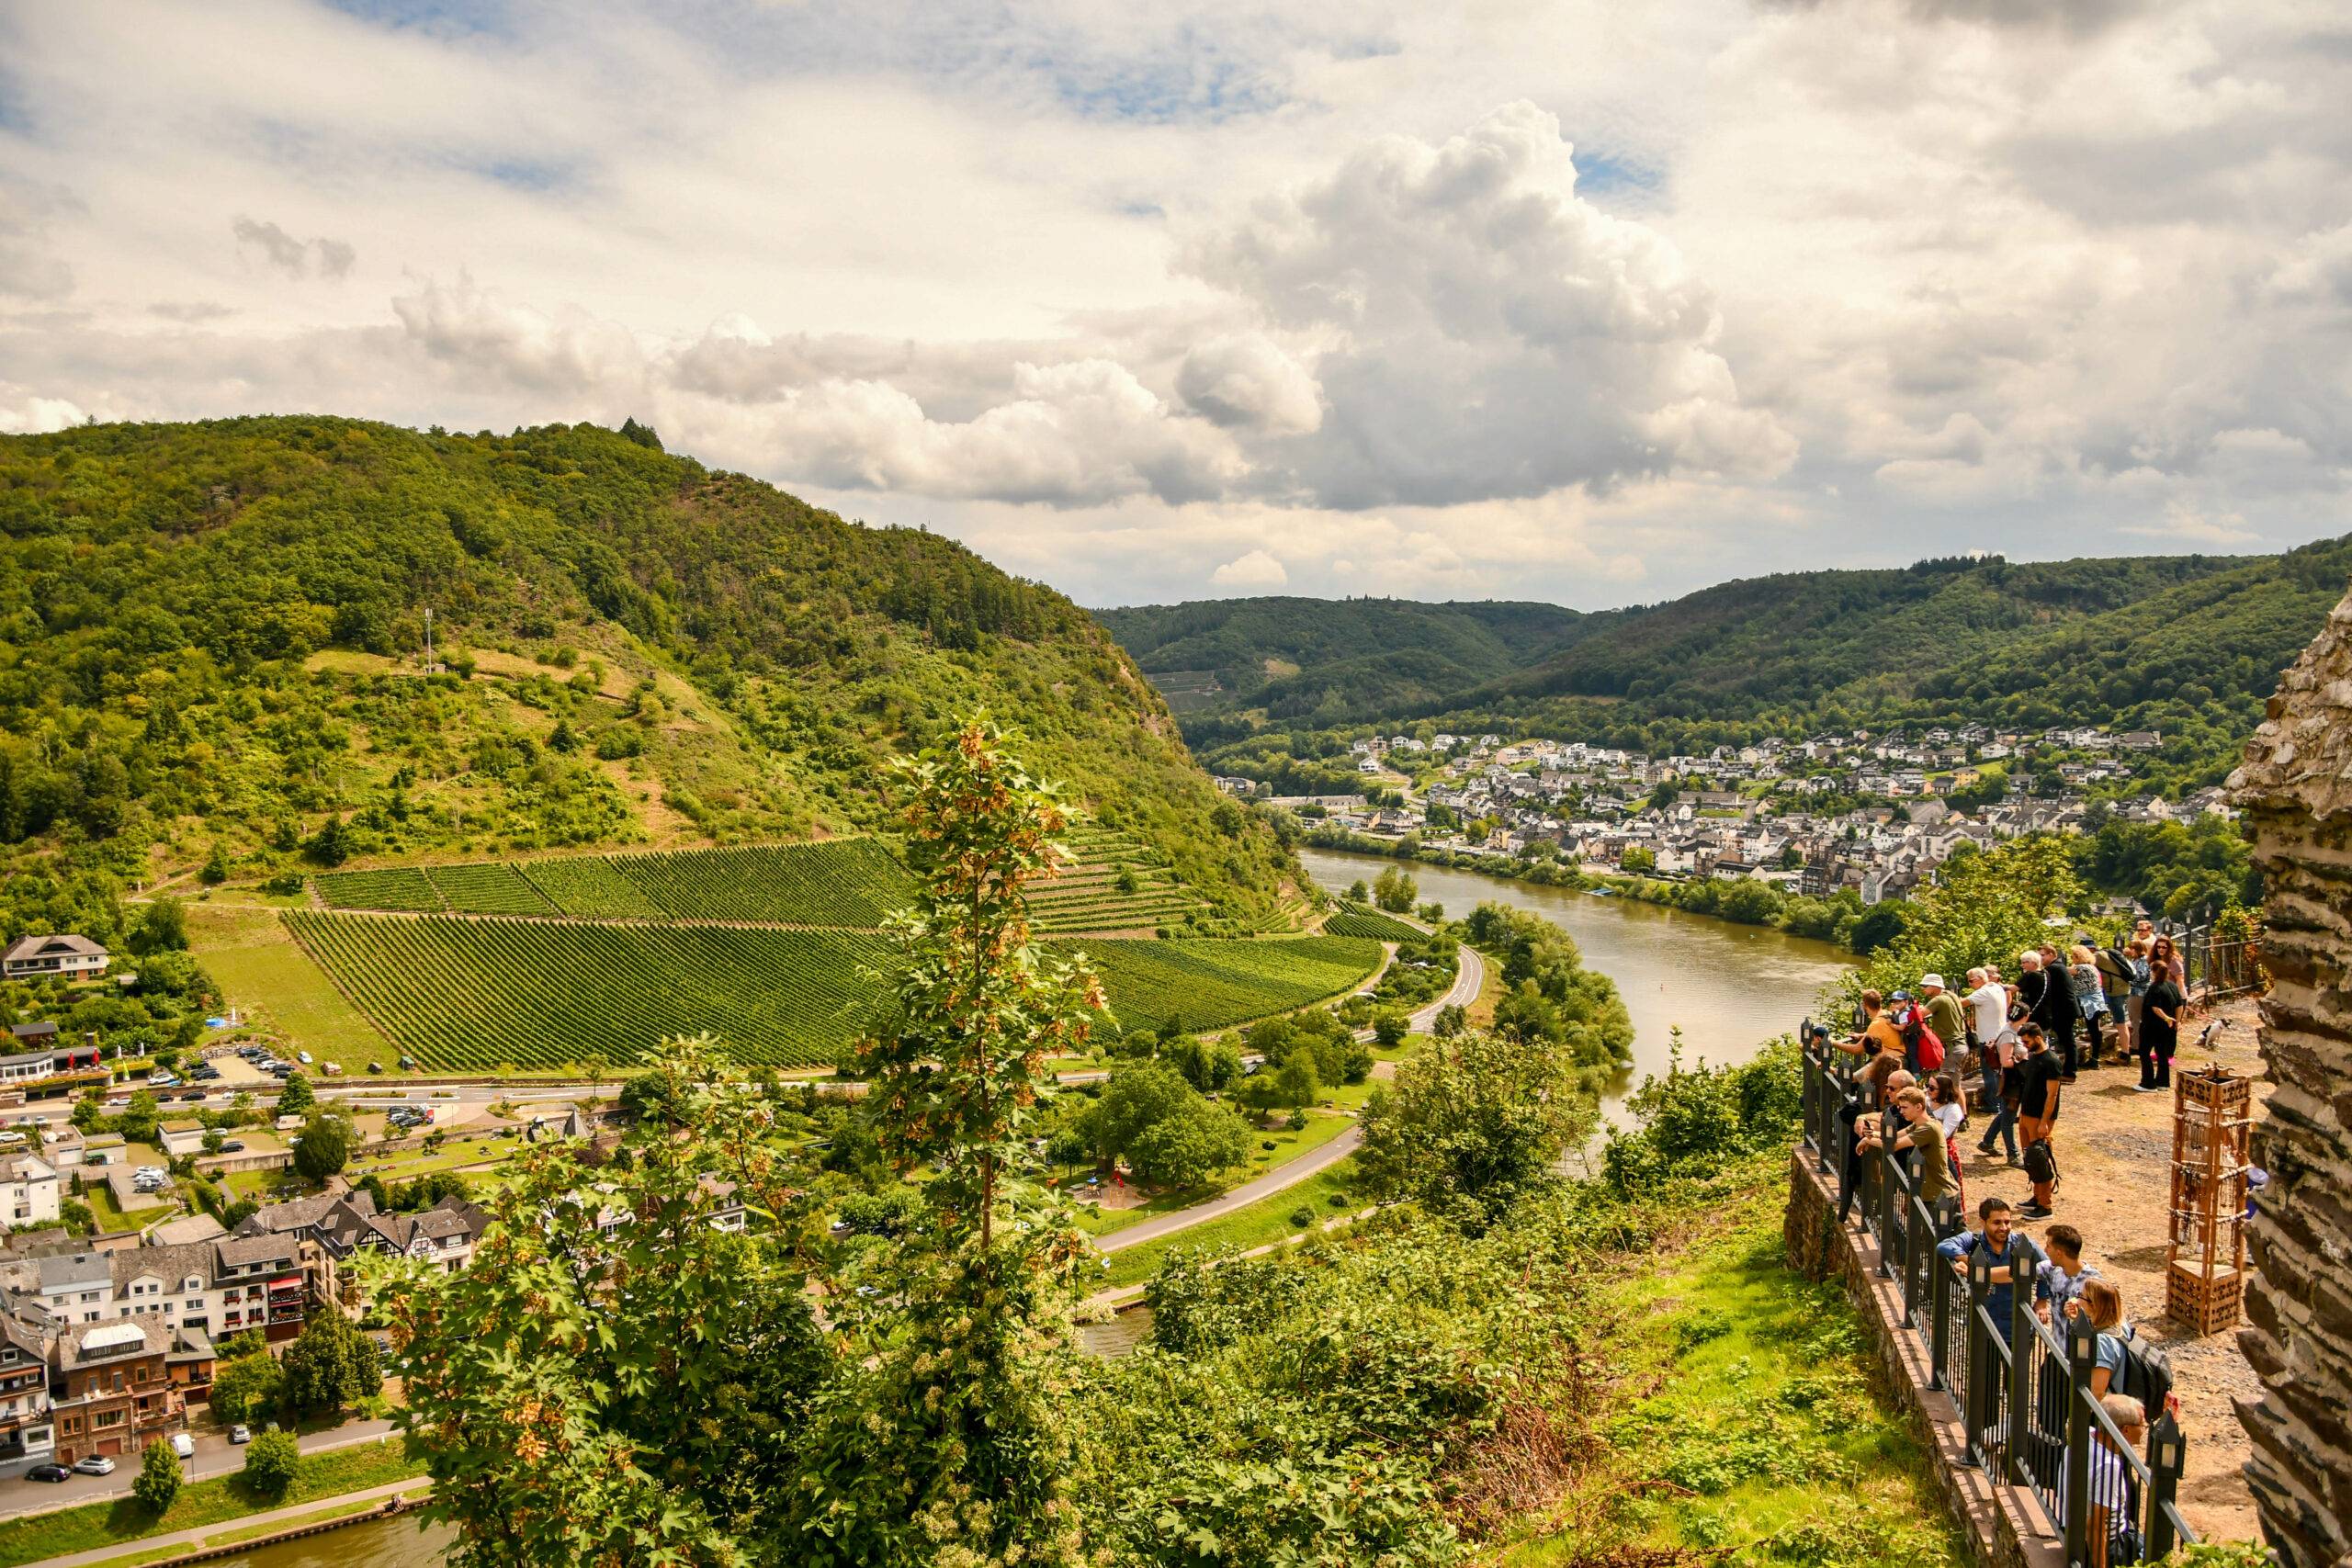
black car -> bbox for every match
[24,1463,69,1483]
[219,1139,245,1153]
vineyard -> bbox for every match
[1322,902,1425,941]
[281,914,1382,1069]
[1025,824,1225,934]
[312,838,916,928]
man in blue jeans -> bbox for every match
[1939,1196,2046,1342]
[1974,1006,2025,1168]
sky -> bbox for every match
[2,0,2348,610]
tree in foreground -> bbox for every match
[817,716,1103,1563]
[1359,1028,1589,1232]
[133,1438,181,1514]
[374,716,1103,1567]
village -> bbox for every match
[1219,723,2230,905]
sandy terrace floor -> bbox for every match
[1953,992,2267,1542]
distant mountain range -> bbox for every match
[1098,536,2352,793]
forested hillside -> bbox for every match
[1134,541,2352,795]
[1095,597,1592,719]
[0,417,1295,946]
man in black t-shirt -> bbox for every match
[2012,1023,2063,1217]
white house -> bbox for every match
[1,935,109,983]
[0,1154,59,1227]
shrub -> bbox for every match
[241,1428,300,1497]
[1288,1207,1313,1227]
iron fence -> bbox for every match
[1798,1021,2194,1564]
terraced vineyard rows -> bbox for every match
[426,863,559,916]
[311,838,915,927]
[313,868,443,912]
[1323,902,1424,941]
[282,914,1381,1068]
[1028,825,1223,933]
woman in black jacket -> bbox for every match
[2032,943,2079,1080]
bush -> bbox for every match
[133,1438,181,1514]
[241,1428,300,1497]
[1288,1207,1313,1227]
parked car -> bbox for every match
[218,1140,245,1153]
[73,1456,115,1475]
[398,1055,418,1071]
[23,1463,69,1483]
[170,1432,195,1459]
[296,1051,312,1065]
[229,1424,252,1445]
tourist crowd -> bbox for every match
[1812,920,2204,1563]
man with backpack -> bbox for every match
[2096,936,2136,1066]
[1920,974,1965,1077]
[2013,1023,2064,1217]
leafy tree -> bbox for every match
[1621,846,1658,874]
[302,816,351,868]
[133,1438,182,1514]
[130,897,189,955]
[209,1348,284,1425]
[819,716,1103,1563]
[117,1090,161,1146]
[1345,879,1369,903]
[1372,864,1418,913]
[1431,1003,1468,1040]
[1360,1029,1588,1232]
[240,1429,300,1498]
[1156,1032,1242,1093]
[274,1071,314,1118]
[280,1312,382,1417]
[616,1055,695,1128]
[199,843,231,886]
[1851,836,2084,1006]
[1371,1010,1408,1048]
[1082,1061,1249,1189]
[291,1111,352,1183]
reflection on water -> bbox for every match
[1297,847,1856,1128]
[208,1512,452,1567]
[1074,1304,1154,1358]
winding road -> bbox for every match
[1097,939,1485,1256]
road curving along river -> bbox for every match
[1297,846,1857,1133]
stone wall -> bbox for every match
[2227,585,2352,1568]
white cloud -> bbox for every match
[0,387,88,434]
[1210,548,1289,588]
[0,0,2345,605]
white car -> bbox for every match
[73,1455,115,1476]
[297,1051,312,1065]
[170,1432,194,1459]
[229,1424,252,1445]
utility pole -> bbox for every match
[423,607,437,673]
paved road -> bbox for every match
[1098,1123,1364,1253]
[0,1420,398,1521]
[22,1476,424,1568]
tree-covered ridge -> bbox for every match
[0,415,1295,944]
[1094,596,1594,719]
[1139,539,2352,793]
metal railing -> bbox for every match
[1799,1022,2194,1563]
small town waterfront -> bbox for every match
[1297,847,1857,1129]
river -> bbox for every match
[1297,846,1855,1128]
[202,1513,451,1568]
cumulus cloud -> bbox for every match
[766,359,1242,507]
[0,386,89,434]
[1210,548,1289,588]
[1175,333,1322,434]
[1189,102,1796,507]
[232,216,357,280]
[391,275,648,398]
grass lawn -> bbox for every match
[0,1437,423,1568]
[349,1131,526,1185]
[187,905,389,1073]
[1062,1110,1355,1238]
[1495,1169,1965,1567]
[1094,1159,1364,1291]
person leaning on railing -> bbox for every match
[1855,1086,1952,1207]
[1939,1196,2047,1342]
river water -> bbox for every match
[203,1514,451,1567]
[219,852,1847,1564]
[1297,846,1856,1129]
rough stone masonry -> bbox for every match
[2228,581,2352,1568]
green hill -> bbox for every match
[1093,597,1593,721]
[1114,541,2352,794]
[0,416,1297,949]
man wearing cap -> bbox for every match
[1921,974,1967,1073]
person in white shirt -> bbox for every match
[1966,967,2007,1049]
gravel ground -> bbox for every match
[1955,994,2266,1542]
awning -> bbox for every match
[267,1276,302,1290]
